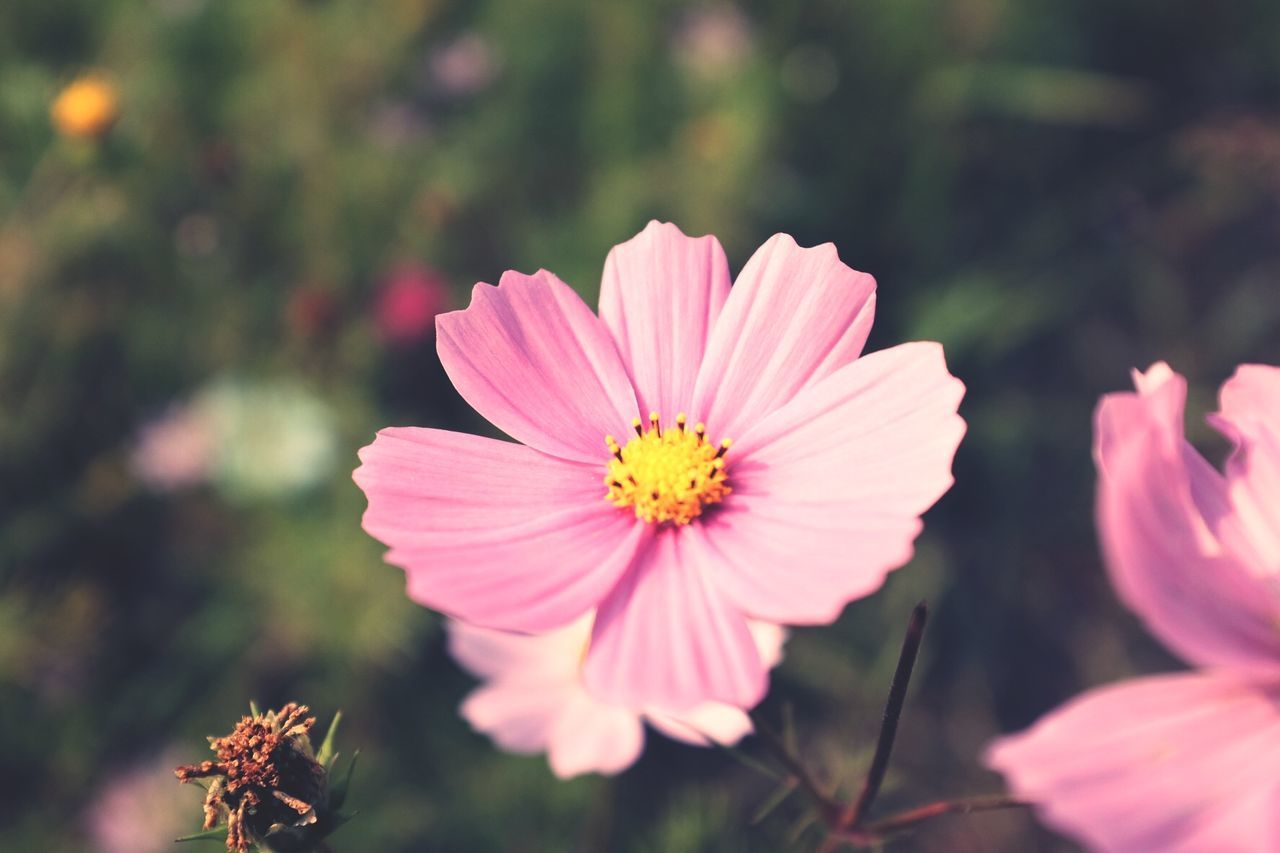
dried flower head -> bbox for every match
[175,703,335,853]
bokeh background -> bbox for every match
[3,0,1280,850]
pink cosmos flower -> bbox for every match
[448,615,785,778]
[986,362,1280,852]
[354,221,966,711]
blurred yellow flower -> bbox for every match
[51,75,118,138]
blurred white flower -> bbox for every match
[132,378,338,502]
[201,379,338,502]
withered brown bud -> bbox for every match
[176,703,349,853]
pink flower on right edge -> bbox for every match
[448,616,786,779]
[986,362,1280,852]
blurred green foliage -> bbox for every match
[2,0,1279,850]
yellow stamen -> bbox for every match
[603,412,731,526]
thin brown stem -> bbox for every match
[749,602,1015,852]
[849,600,928,824]
[835,796,1028,847]
[818,601,929,853]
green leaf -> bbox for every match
[316,709,342,768]
[176,826,228,844]
[750,777,798,826]
[249,700,261,718]
[328,750,359,811]
[706,739,782,781]
[787,811,818,846]
[782,702,798,757]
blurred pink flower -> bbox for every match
[86,749,197,853]
[671,4,753,80]
[429,33,500,97]
[374,264,449,345]
[448,614,785,778]
[354,221,965,711]
[987,362,1280,852]
[131,403,216,490]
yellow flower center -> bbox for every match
[604,412,731,526]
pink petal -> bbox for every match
[581,528,767,711]
[1211,364,1280,573]
[986,672,1280,852]
[355,427,647,632]
[693,342,964,624]
[746,619,789,670]
[1220,363,1280,423]
[644,702,753,747]
[460,681,576,755]
[690,234,876,439]
[449,616,644,777]
[445,616,590,684]
[1094,365,1280,675]
[546,690,645,778]
[436,269,638,463]
[598,221,731,421]
[643,620,785,746]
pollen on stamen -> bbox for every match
[602,411,731,526]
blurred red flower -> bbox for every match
[374,264,449,345]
